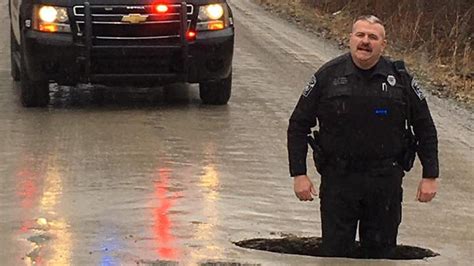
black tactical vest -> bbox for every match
[317,61,408,160]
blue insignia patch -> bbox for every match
[375,108,388,116]
[303,75,317,97]
[411,78,425,101]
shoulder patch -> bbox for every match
[303,75,317,97]
[411,77,425,101]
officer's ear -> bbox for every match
[381,39,387,53]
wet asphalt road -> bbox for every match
[1,0,473,265]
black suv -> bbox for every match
[9,0,234,107]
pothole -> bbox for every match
[234,236,439,260]
[137,260,260,266]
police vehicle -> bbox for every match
[9,0,234,107]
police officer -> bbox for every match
[287,15,438,258]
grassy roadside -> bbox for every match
[253,0,473,109]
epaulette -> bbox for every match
[393,60,407,74]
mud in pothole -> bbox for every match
[235,236,439,260]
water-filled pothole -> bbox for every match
[235,236,439,260]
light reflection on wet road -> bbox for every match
[152,168,181,260]
[1,0,473,265]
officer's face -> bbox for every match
[350,20,387,69]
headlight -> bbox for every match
[38,6,58,23]
[197,4,230,31]
[198,4,224,20]
[33,5,71,33]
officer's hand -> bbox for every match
[293,175,317,201]
[416,178,438,202]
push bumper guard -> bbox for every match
[80,1,189,84]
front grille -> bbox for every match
[92,54,182,75]
[73,4,194,45]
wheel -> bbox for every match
[199,71,232,105]
[19,47,49,107]
[20,66,49,107]
[10,27,20,81]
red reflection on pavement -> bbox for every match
[152,168,181,260]
[15,157,45,264]
[16,169,39,209]
[35,256,44,265]
[19,220,35,233]
[16,159,42,233]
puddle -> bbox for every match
[234,236,439,260]
[27,234,51,245]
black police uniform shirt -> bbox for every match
[287,53,438,178]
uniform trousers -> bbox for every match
[319,162,404,258]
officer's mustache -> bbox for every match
[357,44,372,52]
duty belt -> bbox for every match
[328,157,398,172]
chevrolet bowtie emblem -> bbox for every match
[122,13,148,24]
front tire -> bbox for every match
[19,48,49,107]
[10,27,20,81]
[199,72,232,105]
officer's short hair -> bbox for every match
[355,15,384,26]
[353,15,385,38]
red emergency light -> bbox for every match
[186,31,196,41]
[154,4,168,13]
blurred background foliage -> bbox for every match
[257,0,473,105]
